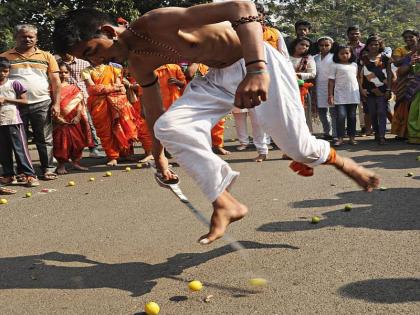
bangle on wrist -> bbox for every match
[245,59,267,67]
[247,69,269,75]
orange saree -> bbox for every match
[83,65,139,159]
[53,84,93,163]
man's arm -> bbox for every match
[141,1,269,108]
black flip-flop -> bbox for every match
[154,168,180,188]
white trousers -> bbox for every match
[233,110,268,154]
[155,43,330,202]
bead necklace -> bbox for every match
[127,25,182,62]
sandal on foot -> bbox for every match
[0,186,17,195]
[0,176,17,185]
[26,176,40,187]
[43,172,57,181]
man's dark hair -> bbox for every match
[332,45,356,63]
[402,29,419,38]
[0,57,11,69]
[289,37,312,56]
[294,20,311,31]
[347,25,360,35]
[53,8,117,54]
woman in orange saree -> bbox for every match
[81,63,139,166]
[54,62,93,174]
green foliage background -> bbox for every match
[0,0,418,53]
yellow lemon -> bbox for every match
[25,192,32,198]
[144,301,160,315]
[188,280,203,291]
[125,167,131,172]
[311,216,320,224]
[136,163,143,169]
[89,177,95,182]
[105,172,112,177]
[249,278,268,287]
[68,181,75,186]
[344,204,352,211]
[0,198,8,205]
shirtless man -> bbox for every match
[53,1,379,245]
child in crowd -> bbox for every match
[53,62,92,174]
[289,37,317,132]
[314,36,336,140]
[328,45,360,146]
[359,35,393,145]
[0,57,39,190]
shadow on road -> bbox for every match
[0,241,298,297]
[257,188,419,233]
[351,151,420,170]
[338,278,420,304]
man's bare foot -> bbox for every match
[198,191,248,245]
[56,163,68,175]
[336,156,379,192]
[139,154,154,163]
[213,147,231,155]
[106,159,118,166]
[254,154,267,162]
[71,162,88,171]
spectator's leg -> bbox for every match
[29,100,55,175]
[0,126,15,177]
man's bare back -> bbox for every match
[120,18,244,76]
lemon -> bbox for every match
[144,301,160,315]
[105,172,112,177]
[125,167,131,172]
[89,177,95,182]
[68,181,75,186]
[311,216,320,224]
[188,280,203,291]
[0,198,8,205]
[25,192,32,198]
[344,204,352,211]
[249,278,268,287]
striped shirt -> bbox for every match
[0,48,59,104]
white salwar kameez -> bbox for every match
[155,43,330,202]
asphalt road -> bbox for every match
[1,123,419,315]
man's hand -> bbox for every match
[168,77,184,88]
[52,103,60,118]
[328,95,334,106]
[234,73,270,109]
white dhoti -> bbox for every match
[154,43,331,202]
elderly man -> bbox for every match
[54,2,379,245]
[1,24,61,180]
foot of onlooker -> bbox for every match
[254,154,267,162]
[213,146,231,155]
[0,186,17,195]
[0,176,16,185]
[25,176,40,187]
[139,154,154,163]
[89,148,105,158]
[333,138,344,147]
[378,137,386,145]
[348,137,357,145]
[106,159,118,166]
[56,163,68,175]
[236,144,248,151]
[71,161,88,171]
[43,172,58,180]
